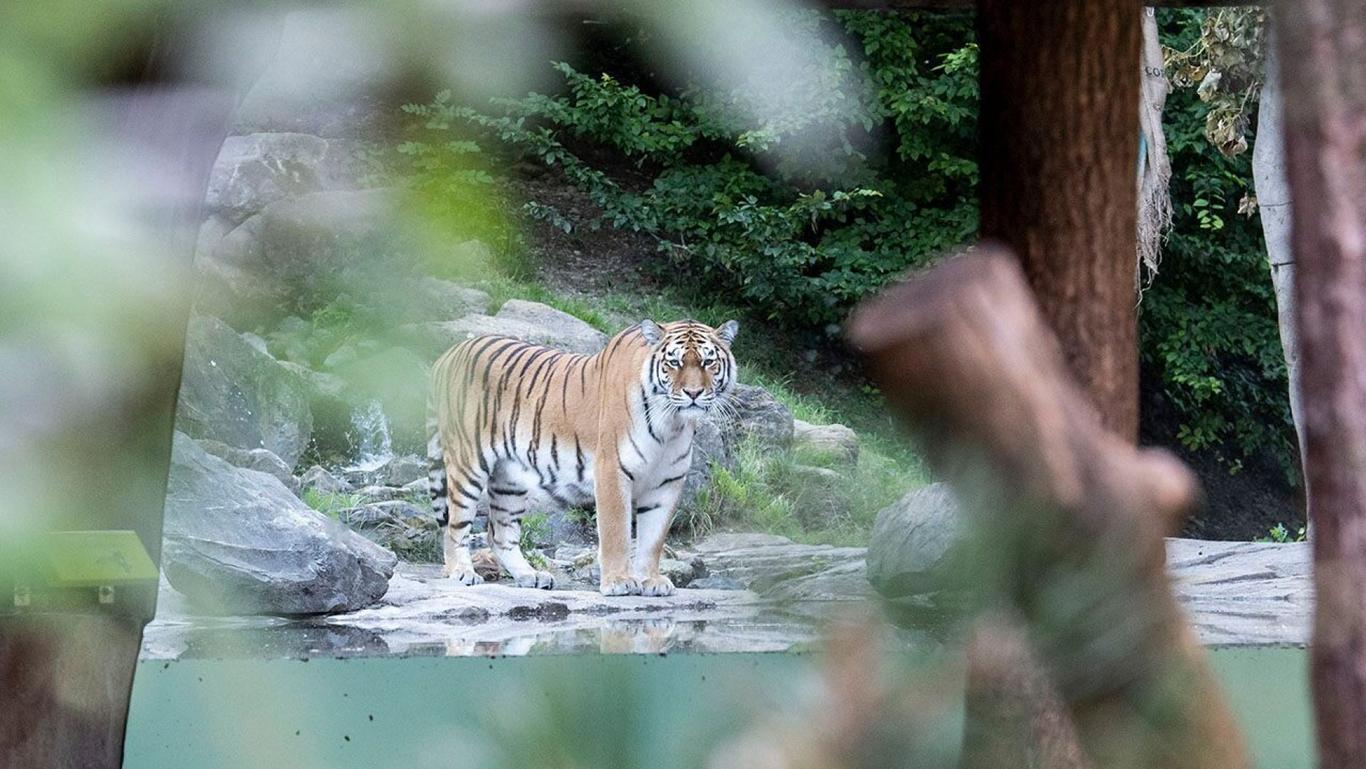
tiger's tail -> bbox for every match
[426,369,449,528]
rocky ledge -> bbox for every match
[140,532,1311,660]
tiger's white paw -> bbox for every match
[600,575,642,596]
[640,576,675,597]
[444,568,484,586]
[515,571,556,590]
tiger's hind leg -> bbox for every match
[436,459,487,585]
[486,461,556,590]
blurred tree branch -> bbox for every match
[848,245,1249,769]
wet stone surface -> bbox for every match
[140,534,1313,659]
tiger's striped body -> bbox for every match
[427,319,739,596]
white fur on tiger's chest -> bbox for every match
[619,395,695,494]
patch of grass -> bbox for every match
[301,488,366,520]
[1258,522,1307,543]
[520,510,552,549]
[686,436,926,547]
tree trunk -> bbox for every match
[849,247,1250,769]
[1251,24,1307,484]
[977,0,1142,439]
[1274,1,1366,767]
[959,616,1092,769]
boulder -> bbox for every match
[865,483,965,598]
[690,576,745,591]
[399,306,608,360]
[175,315,313,469]
[194,439,297,492]
[299,465,349,495]
[231,9,399,139]
[379,454,429,487]
[792,419,860,465]
[680,417,738,508]
[787,464,851,526]
[204,133,368,225]
[162,433,396,614]
[494,300,608,351]
[410,278,491,322]
[708,384,793,451]
[203,188,414,316]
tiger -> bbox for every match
[426,318,740,596]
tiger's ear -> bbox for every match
[716,319,740,346]
[639,319,664,345]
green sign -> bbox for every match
[36,530,158,587]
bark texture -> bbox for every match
[959,616,1092,769]
[849,246,1249,769]
[977,0,1142,438]
[1275,1,1366,766]
[0,618,143,769]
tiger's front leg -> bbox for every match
[632,471,687,596]
[594,452,640,596]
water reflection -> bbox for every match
[142,609,829,660]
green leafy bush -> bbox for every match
[403,10,978,328]
[1141,10,1295,481]
[400,8,1296,483]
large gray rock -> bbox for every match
[708,384,793,451]
[692,532,866,594]
[299,464,349,495]
[792,419,859,465]
[231,10,398,139]
[175,315,313,469]
[866,483,964,598]
[162,433,396,615]
[495,299,608,352]
[203,188,412,315]
[194,439,297,492]
[410,278,492,322]
[205,133,368,225]
[399,303,608,359]
[680,417,738,508]
[378,454,428,487]
[787,464,851,526]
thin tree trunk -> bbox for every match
[1251,24,1307,482]
[977,0,1142,439]
[1275,1,1366,766]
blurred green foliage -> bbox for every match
[400,8,1295,483]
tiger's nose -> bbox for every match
[683,388,704,401]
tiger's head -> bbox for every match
[639,319,740,416]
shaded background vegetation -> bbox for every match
[389,8,1296,537]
